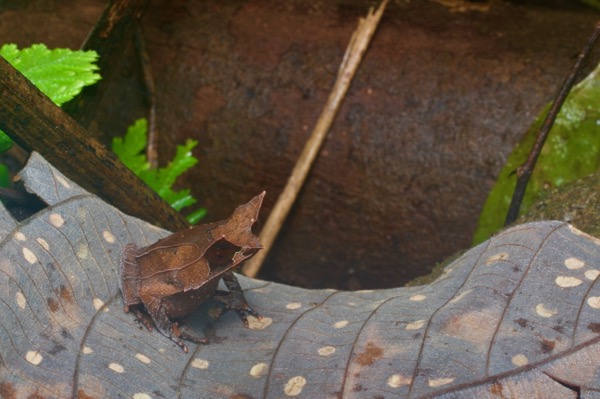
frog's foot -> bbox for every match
[217,271,262,326]
[178,329,209,346]
[169,323,209,352]
[214,289,262,327]
[163,323,188,352]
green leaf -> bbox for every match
[111,118,150,175]
[186,208,208,225]
[472,61,600,245]
[0,43,101,154]
[112,119,205,223]
[140,139,199,197]
[0,43,101,106]
[0,133,13,153]
[0,164,10,188]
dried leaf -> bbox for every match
[1,153,600,398]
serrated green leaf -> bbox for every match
[169,191,197,211]
[0,43,101,154]
[472,61,600,245]
[0,43,101,106]
[186,208,207,225]
[112,119,205,223]
[151,139,199,196]
[111,118,150,175]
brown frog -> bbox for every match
[120,192,264,352]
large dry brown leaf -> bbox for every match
[1,153,600,398]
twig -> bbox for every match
[504,20,600,226]
[135,26,159,168]
[242,0,389,278]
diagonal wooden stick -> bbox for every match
[504,20,600,226]
[243,0,388,278]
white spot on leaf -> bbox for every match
[512,353,528,367]
[93,298,105,310]
[333,320,348,329]
[406,319,425,330]
[247,316,272,330]
[249,363,268,378]
[284,376,307,396]
[564,257,585,269]
[587,297,600,309]
[49,213,65,228]
[318,346,336,356]
[135,353,151,364]
[555,276,583,288]
[25,350,42,365]
[388,374,412,388]
[132,394,152,399]
[535,303,557,318]
[286,302,302,310]
[191,358,209,369]
[14,232,26,241]
[82,346,93,354]
[22,247,37,264]
[428,377,454,387]
[409,294,426,301]
[102,230,116,243]
[77,244,89,259]
[36,238,49,251]
[15,291,26,309]
[585,269,600,281]
[108,362,124,373]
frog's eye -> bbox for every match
[205,238,240,266]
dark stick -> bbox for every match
[504,20,600,226]
[135,27,159,168]
[0,56,189,231]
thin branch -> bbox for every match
[242,0,389,278]
[135,26,159,168]
[504,20,600,226]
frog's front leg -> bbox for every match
[214,271,262,326]
[124,303,155,332]
[143,295,208,352]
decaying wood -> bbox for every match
[0,56,189,231]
